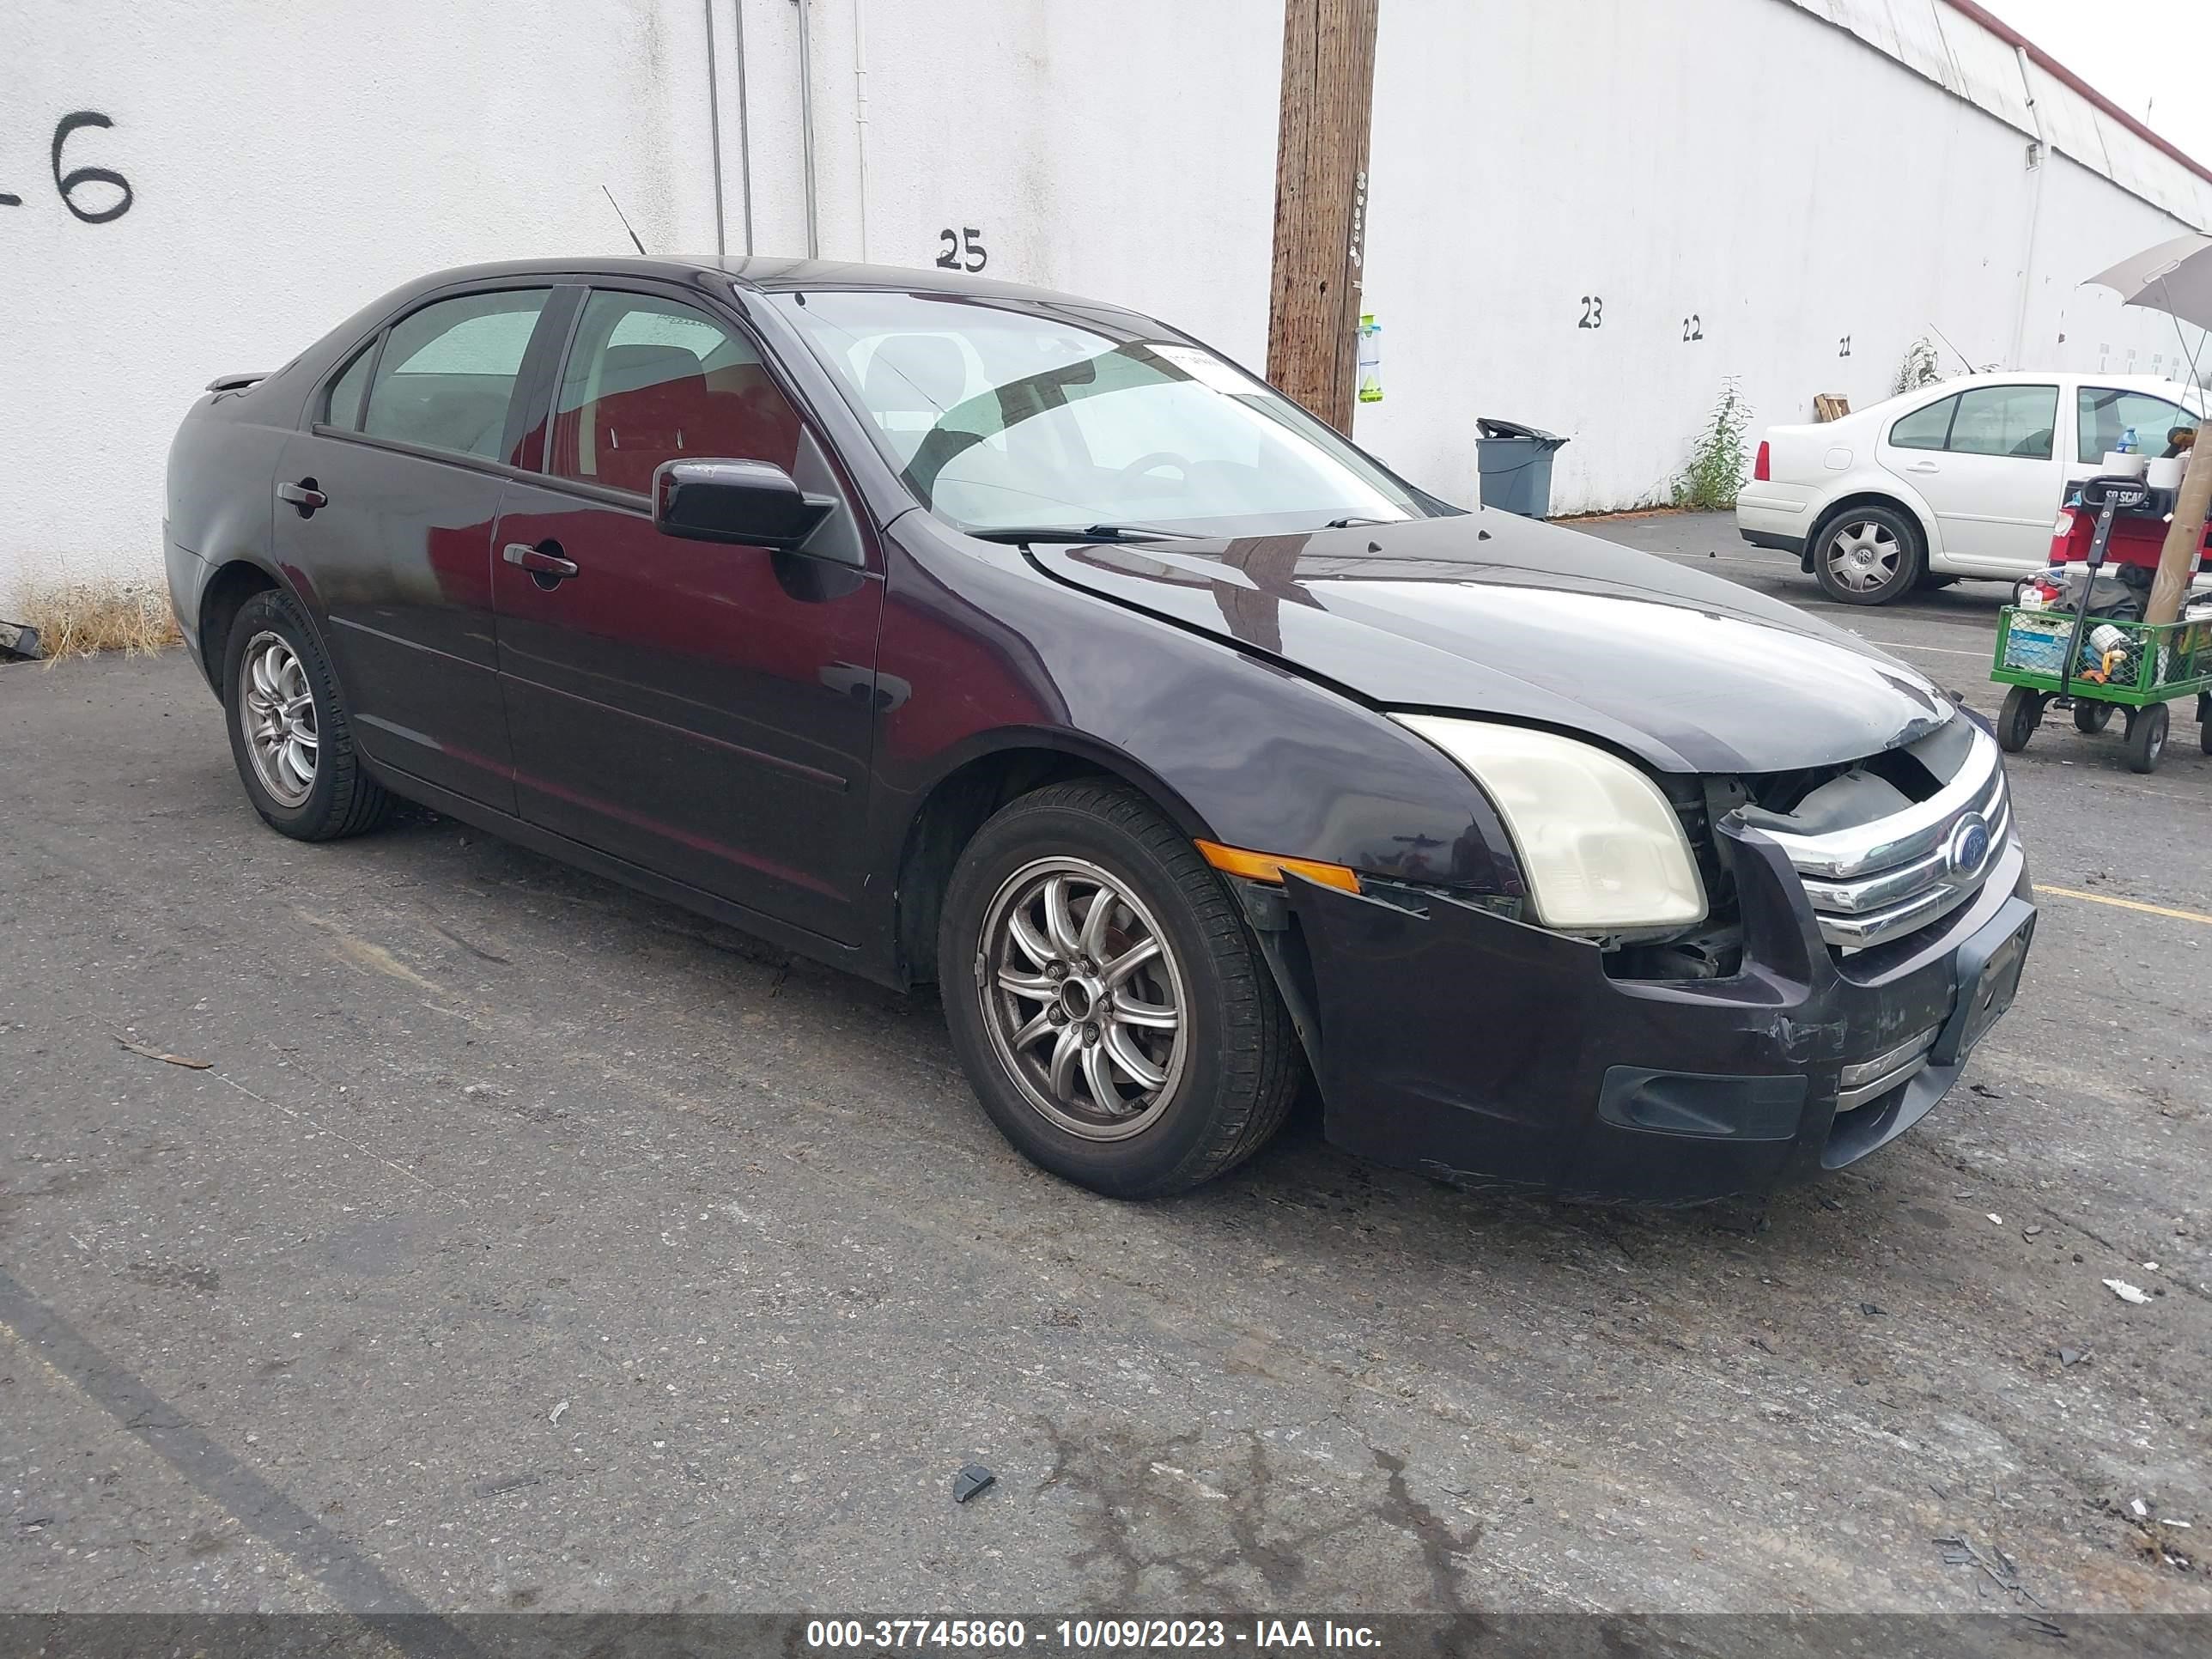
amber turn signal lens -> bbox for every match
[1194,839,1362,893]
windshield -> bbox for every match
[768,289,1429,538]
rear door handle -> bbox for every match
[1904,461,1939,473]
[276,479,326,512]
[503,541,580,580]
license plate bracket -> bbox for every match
[1930,896,2037,1068]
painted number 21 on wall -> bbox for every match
[1,111,134,223]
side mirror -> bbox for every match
[653,459,837,551]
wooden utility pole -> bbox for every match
[1266,0,1380,435]
[2147,436,2212,624]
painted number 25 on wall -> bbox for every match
[935,227,987,272]
[0,111,134,223]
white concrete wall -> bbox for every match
[3,0,725,601]
[5,0,2209,604]
[1355,0,2212,513]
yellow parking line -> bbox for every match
[2034,884,2212,926]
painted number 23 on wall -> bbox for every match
[1,111,134,223]
[935,227,988,273]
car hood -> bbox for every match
[1030,512,1956,774]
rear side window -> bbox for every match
[1888,395,1956,451]
[362,289,550,460]
[1947,384,2057,459]
[2077,386,2194,463]
[325,343,375,431]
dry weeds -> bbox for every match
[12,580,184,662]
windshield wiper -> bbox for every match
[967,523,1205,544]
[1323,515,1389,529]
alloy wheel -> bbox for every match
[1823,519,1903,592]
[239,630,319,807]
[977,855,1189,1141]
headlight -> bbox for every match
[1393,715,1706,932]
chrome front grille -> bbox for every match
[1756,724,2011,951]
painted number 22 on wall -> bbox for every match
[935,228,987,272]
[0,111,134,223]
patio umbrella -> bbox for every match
[2085,232,2212,330]
[2084,232,2212,626]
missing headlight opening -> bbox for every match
[1583,717,2003,983]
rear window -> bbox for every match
[1887,395,1955,452]
[361,289,549,460]
[1946,385,2056,459]
[1887,386,2056,459]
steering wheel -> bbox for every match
[1115,451,1192,487]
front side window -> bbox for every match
[1945,385,2056,459]
[549,291,804,495]
[362,289,549,460]
[769,289,1426,537]
[2077,386,2195,463]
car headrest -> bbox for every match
[600,343,705,399]
[861,334,969,416]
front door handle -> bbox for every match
[503,541,580,582]
[276,479,326,514]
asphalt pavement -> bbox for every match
[3,512,2209,1619]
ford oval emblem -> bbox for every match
[1946,813,1992,879]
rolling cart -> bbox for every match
[1990,474,2212,773]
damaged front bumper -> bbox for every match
[1283,825,2034,1204]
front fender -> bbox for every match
[874,521,1525,897]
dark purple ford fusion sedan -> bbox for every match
[166,258,2033,1202]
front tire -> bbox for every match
[2072,700,2116,735]
[1813,505,1923,605]
[938,780,1300,1198]
[222,588,392,840]
[1997,685,2045,754]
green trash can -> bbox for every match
[1476,418,1569,518]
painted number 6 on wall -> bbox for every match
[1,111,134,224]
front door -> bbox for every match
[489,286,884,944]
[2070,383,2198,491]
[1880,381,2061,570]
[273,286,556,811]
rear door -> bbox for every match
[489,283,884,944]
[272,285,559,810]
[1877,382,2060,570]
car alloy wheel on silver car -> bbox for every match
[1822,519,1904,593]
[239,630,319,807]
[977,855,1189,1141]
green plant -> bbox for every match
[1893,337,1942,395]
[1674,379,1752,512]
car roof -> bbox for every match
[1932,369,2205,395]
[406,255,1115,310]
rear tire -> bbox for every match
[222,588,393,840]
[1997,686,2044,754]
[1812,504,1923,605]
[937,780,1300,1198]
[2124,703,2170,775]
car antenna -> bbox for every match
[1927,321,1978,376]
[602,185,648,257]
